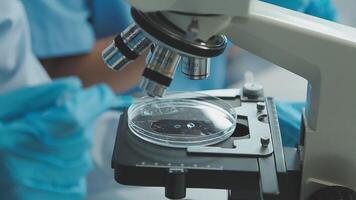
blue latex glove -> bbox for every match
[0,77,133,200]
[276,102,305,147]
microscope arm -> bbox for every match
[224,1,356,129]
[223,1,356,198]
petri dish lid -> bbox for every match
[128,92,237,148]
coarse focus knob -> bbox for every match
[165,168,187,200]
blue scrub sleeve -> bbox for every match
[262,0,309,12]
[20,0,95,58]
[305,0,337,21]
[276,102,305,147]
[262,0,337,21]
[91,0,133,39]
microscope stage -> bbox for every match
[111,92,301,199]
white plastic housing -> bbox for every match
[124,0,253,17]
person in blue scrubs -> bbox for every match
[21,0,337,145]
[0,1,134,199]
[20,0,146,93]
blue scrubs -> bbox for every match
[264,0,337,20]
[20,0,132,58]
[20,1,95,58]
[90,0,132,39]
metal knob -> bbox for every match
[139,45,181,97]
[181,56,210,80]
[260,136,270,148]
[102,24,151,71]
[257,102,266,112]
[242,82,264,99]
[242,72,264,99]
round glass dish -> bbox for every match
[128,92,237,148]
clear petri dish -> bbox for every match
[128,92,237,148]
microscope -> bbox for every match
[102,0,356,199]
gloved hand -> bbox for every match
[0,77,133,200]
[276,102,305,147]
[262,0,337,21]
